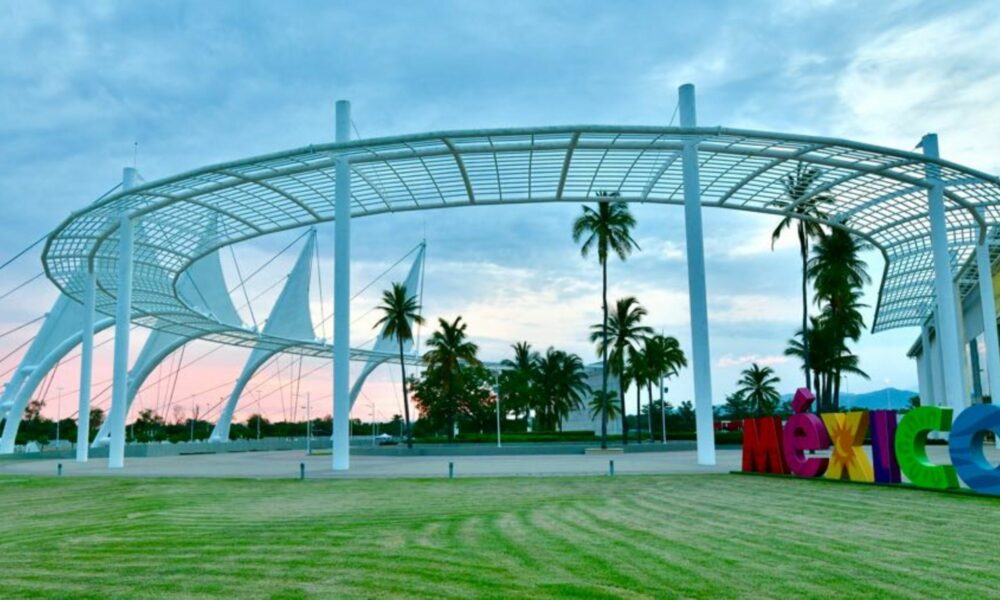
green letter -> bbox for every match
[894,407,959,490]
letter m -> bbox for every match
[742,417,788,474]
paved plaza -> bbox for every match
[0,447,739,479]
[2,444,993,481]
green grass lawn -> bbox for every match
[0,473,996,599]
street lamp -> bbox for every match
[660,382,669,444]
[493,370,502,449]
[55,386,63,447]
[189,397,200,443]
[255,390,262,441]
[304,392,312,456]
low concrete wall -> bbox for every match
[1,438,738,461]
[1,437,328,461]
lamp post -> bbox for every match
[493,370,502,449]
[661,383,668,444]
[255,390,262,440]
[55,387,63,447]
[190,398,200,443]
[305,393,311,453]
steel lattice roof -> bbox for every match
[42,125,1000,355]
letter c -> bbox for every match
[894,407,959,490]
[950,404,1000,496]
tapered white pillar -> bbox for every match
[108,167,137,469]
[679,84,715,466]
[332,100,352,471]
[931,312,947,407]
[975,228,1000,401]
[76,268,96,462]
[920,324,934,405]
[921,134,967,413]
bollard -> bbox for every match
[300,462,305,481]
[448,462,454,479]
[609,460,614,477]
[57,463,63,477]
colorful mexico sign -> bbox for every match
[741,388,1000,496]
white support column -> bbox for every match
[678,84,715,466]
[975,230,1000,401]
[920,324,934,405]
[108,167,137,469]
[932,312,947,407]
[921,134,967,413]
[332,100,352,471]
[76,269,96,462]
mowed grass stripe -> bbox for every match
[628,479,983,597]
[0,474,997,598]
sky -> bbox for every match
[1,0,999,425]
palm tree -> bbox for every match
[808,228,872,296]
[785,317,869,412]
[784,318,828,407]
[592,296,652,444]
[722,391,751,420]
[499,342,540,424]
[808,228,872,410]
[423,316,480,441]
[572,192,639,449]
[641,334,687,442]
[374,282,426,448]
[627,349,647,443]
[535,348,591,431]
[770,163,832,391]
[735,363,782,417]
[589,390,621,421]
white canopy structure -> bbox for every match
[209,230,319,442]
[0,294,114,453]
[16,84,1000,470]
[90,232,246,447]
[347,242,425,407]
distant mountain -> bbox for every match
[779,388,917,411]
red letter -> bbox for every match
[742,416,788,474]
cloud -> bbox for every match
[704,221,800,259]
[712,294,800,324]
[717,354,790,369]
[834,3,1000,172]
[637,238,684,262]
[8,1,979,421]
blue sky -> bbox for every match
[2,0,999,421]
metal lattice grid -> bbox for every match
[42,125,1000,356]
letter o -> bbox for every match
[950,404,1000,496]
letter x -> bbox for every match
[821,411,874,482]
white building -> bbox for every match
[560,362,623,435]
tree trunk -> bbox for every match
[635,384,642,444]
[619,356,629,445]
[660,384,667,444]
[833,369,842,412]
[646,382,654,442]
[399,339,413,449]
[600,260,609,450]
[799,225,811,391]
[813,370,821,414]
[446,371,456,442]
[823,373,833,413]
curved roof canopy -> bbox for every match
[42,125,1000,353]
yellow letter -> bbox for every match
[822,411,874,482]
